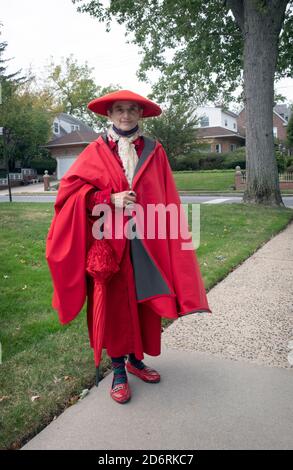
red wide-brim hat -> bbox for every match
[87,89,162,118]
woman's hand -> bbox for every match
[110,190,137,208]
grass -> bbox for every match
[6,169,293,195]
[173,170,293,193]
[173,169,236,191]
[0,202,293,449]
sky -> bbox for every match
[1,0,293,108]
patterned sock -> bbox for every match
[111,355,127,386]
[128,352,145,370]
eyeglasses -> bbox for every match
[111,105,141,115]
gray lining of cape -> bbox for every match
[101,133,171,300]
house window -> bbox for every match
[215,144,222,153]
[200,116,209,127]
[230,144,237,151]
[273,127,278,138]
[53,122,60,134]
[233,122,236,129]
[224,119,228,126]
[71,124,80,131]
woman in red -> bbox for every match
[46,90,212,405]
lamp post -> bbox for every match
[1,127,12,202]
[0,82,12,202]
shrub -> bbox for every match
[198,154,225,169]
[30,159,57,175]
[174,147,246,171]
[221,146,246,169]
[222,159,246,170]
[285,158,293,170]
[172,155,199,171]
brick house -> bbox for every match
[237,105,290,142]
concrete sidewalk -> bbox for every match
[0,183,49,195]
[22,221,293,450]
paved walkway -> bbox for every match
[0,183,49,194]
[22,221,293,450]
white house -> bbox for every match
[194,105,245,153]
[196,105,239,132]
[46,113,100,179]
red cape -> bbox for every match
[46,135,212,326]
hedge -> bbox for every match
[173,149,246,171]
[30,159,57,175]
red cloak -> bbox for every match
[46,135,212,369]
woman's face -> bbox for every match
[107,100,143,131]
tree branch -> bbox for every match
[270,0,290,11]
[225,0,244,33]
[270,0,290,35]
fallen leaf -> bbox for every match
[215,255,226,261]
[0,396,10,402]
[78,389,89,401]
[31,395,40,402]
[68,396,79,406]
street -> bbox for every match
[1,194,293,208]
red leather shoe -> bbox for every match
[126,361,161,383]
[110,378,131,404]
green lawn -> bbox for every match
[174,169,236,191]
[12,170,293,194]
[0,202,293,449]
[173,170,293,193]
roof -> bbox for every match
[47,112,98,145]
[45,129,101,148]
[238,105,291,124]
[56,112,94,131]
[274,104,292,122]
[221,109,239,118]
[196,126,245,140]
[198,105,239,118]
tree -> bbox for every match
[0,24,24,84]
[0,30,52,170]
[0,24,26,111]
[142,99,199,167]
[72,0,293,206]
[42,54,121,130]
[0,28,44,172]
[286,106,293,150]
[1,84,52,170]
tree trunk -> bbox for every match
[228,0,289,206]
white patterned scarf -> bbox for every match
[107,124,143,187]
